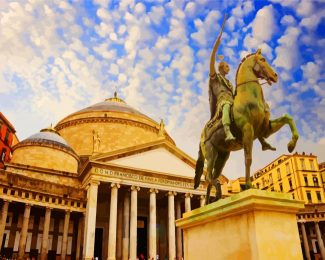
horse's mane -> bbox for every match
[235,53,255,87]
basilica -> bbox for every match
[0,93,228,260]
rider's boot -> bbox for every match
[259,137,276,151]
[224,124,236,143]
[222,103,236,143]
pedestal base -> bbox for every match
[176,189,304,260]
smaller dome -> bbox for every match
[11,127,79,173]
[22,128,72,152]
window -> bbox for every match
[269,174,273,184]
[304,175,308,186]
[309,160,315,170]
[300,159,306,170]
[279,183,283,192]
[306,191,312,203]
[286,163,291,175]
[277,168,281,180]
[4,130,9,145]
[289,178,293,190]
[271,187,274,192]
[292,193,295,199]
[313,176,319,187]
[316,192,322,202]
[256,183,260,189]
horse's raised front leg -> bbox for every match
[242,124,254,189]
[205,143,218,205]
[266,114,299,153]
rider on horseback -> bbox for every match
[208,30,275,150]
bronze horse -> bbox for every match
[194,49,299,205]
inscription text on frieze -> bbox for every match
[93,168,200,189]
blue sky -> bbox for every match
[0,0,324,179]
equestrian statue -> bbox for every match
[194,16,299,205]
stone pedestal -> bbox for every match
[176,189,305,260]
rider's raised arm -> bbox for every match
[209,37,220,77]
[209,14,227,77]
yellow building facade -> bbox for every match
[252,153,325,260]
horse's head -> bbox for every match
[253,49,278,85]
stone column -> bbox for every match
[40,207,52,260]
[61,210,71,260]
[122,192,130,260]
[184,193,192,212]
[301,222,311,260]
[0,200,9,249]
[108,183,120,260]
[149,188,158,260]
[18,204,31,260]
[200,195,205,207]
[130,186,140,260]
[116,200,123,260]
[175,199,182,260]
[315,221,325,259]
[76,214,85,260]
[168,191,177,260]
[83,180,100,260]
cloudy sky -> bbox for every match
[1,0,324,179]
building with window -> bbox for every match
[252,153,325,260]
[0,93,226,260]
[0,113,19,169]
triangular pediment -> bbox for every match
[90,140,228,183]
[91,140,196,178]
[109,147,195,178]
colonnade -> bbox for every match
[83,181,204,260]
[0,200,74,260]
[300,221,325,260]
[0,182,204,260]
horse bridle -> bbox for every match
[237,56,271,87]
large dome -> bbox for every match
[11,127,79,173]
[55,93,174,156]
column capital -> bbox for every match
[200,195,206,200]
[168,191,177,196]
[149,188,159,194]
[25,203,32,208]
[111,183,121,189]
[87,180,100,189]
[131,186,140,191]
[185,193,193,198]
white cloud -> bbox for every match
[273,27,301,70]
[184,2,196,17]
[252,5,277,42]
[148,6,165,25]
[300,12,324,30]
[280,15,296,26]
[296,0,314,17]
[191,10,221,47]
[301,61,321,85]
[268,0,299,7]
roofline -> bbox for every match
[254,152,318,175]
[0,112,16,133]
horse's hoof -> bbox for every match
[287,141,296,153]
[244,183,252,190]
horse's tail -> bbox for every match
[194,142,205,189]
